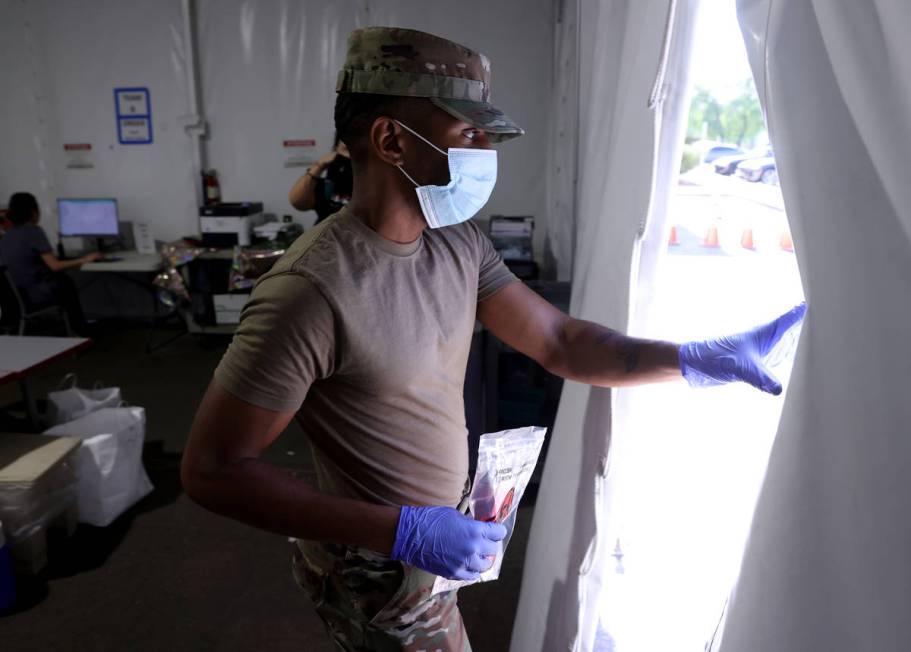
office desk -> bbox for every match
[81,252,160,273]
[76,252,162,323]
[0,336,91,430]
[79,247,238,350]
[0,336,91,373]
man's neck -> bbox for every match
[346,174,427,245]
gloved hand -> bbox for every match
[390,505,507,580]
[678,303,807,395]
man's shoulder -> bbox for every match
[267,214,344,271]
[254,211,354,296]
[247,267,331,314]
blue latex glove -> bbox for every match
[390,505,508,580]
[678,303,807,395]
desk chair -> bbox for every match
[0,265,73,336]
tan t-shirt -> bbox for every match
[214,208,517,508]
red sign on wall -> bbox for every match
[283,139,316,148]
[63,143,93,151]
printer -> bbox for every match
[199,202,265,247]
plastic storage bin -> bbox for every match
[0,434,80,573]
[0,520,15,612]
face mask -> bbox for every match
[393,120,497,229]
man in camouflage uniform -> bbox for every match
[187,27,527,651]
[292,539,465,650]
[286,29,523,650]
[183,24,804,652]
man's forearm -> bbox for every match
[183,457,400,554]
[548,318,682,387]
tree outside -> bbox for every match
[687,78,764,148]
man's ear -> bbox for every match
[369,117,405,167]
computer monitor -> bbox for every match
[57,198,120,237]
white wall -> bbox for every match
[197,0,554,255]
[0,0,57,226]
[1,0,555,260]
[196,0,358,226]
[0,0,198,244]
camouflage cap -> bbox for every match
[336,26,525,142]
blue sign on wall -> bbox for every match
[114,87,153,145]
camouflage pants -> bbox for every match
[292,539,472,651]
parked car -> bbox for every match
[737,156,778,184]
[713,146,773,175]
[702,143,743,163]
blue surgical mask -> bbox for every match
[393,120,497,229]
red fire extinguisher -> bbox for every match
[202,169,221,205]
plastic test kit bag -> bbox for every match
[44,407,153,527]
[432,426,547,595]
[46,374,122,427]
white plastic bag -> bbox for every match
[44,407,153,527]
[432,426,547,595]
[46,374,122,426]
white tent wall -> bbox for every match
[510,1,698,649]
[0,0,56,225]
[190,0,556,254]
[0,0,198,245]
[545,0,580,283]
[714,1,911,650]
[1,0,556,265]
[194,0,357,229]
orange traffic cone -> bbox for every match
[780,229,794,252]
[741,228,756,250]
[668,225,680,246]
[702,225,720,248]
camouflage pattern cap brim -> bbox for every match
[337,26,524,141]
[430,97,524,142]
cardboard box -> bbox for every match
[0,434,80,573]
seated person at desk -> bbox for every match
[0,192,98,335]
[288,133,352,225]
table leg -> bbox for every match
[19,377,41,431]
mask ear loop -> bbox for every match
[393,119,449,156]
[396,162,420,187]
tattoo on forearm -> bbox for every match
[595,328,640,374]
[615,340,640,373]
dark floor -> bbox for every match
[0,327,533,651]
